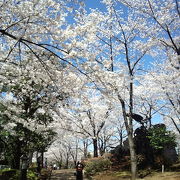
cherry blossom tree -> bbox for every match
[138,60,180,134]
[0,53,59,167]
[66,1,179,178]
[0,50,81,168]
[45,131,84,168]
[0,0,86,77]
[121,0,180,148]
[118,0,180,69]
[55,89,113,157]
[69,2,151,178]
[0,0,179,178]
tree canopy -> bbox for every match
[0,0,179,179]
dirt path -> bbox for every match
[50,169,76,180]
[50,169,89,180]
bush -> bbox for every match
[39,168,52,180]
[0,169,20,180]
[84,157,112,177]
[28,166,38,171]
[0,168,39,180]
[27,170,38,180]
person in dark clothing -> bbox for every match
[76,161,84,180]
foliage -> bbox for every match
[27,170,38,180]
[0,118,56,168]
[0,169,20,180]
[39,168,52,180]
[0,56,59,168]
[84,158,112,177]
[147,124,176,150]
[0,169,39,180]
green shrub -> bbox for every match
[28,167,38,173]
[0,169,20,180]
[27,170,38,180]
[0,168,39,180]
[10,170,20,180]
[84,158,112,177]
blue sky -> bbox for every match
[85,0,106,12]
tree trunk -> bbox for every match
[65,158,69,169]
[28,152,33,166]
[83,141,88,158]
[12,151,21,169]
[128,133,137,180]
[120,129,123,147]
[41,151,44,168]
[11,140,22,169]
[118,94,137,180]
[92,138,98,157]
[98,139,106,156]
[129,81,137,180]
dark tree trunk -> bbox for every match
[12,152,21,169]
[11,140,22,169]
[41,151,44,168]
[83,141,88,158]
[65,158,69,169]
[93,138,98,157]
[65,153,69,169]
[120,129,123,147]
[118,93,137,180]
[98,139,106,156]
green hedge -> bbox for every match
[0,169,20,180]
[84,158,112,177]
[0,169,38,180]
[27,170,38,180]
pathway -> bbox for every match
[50,169,89,180]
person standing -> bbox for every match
[76,161,84,180]
[53,163,57,170]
